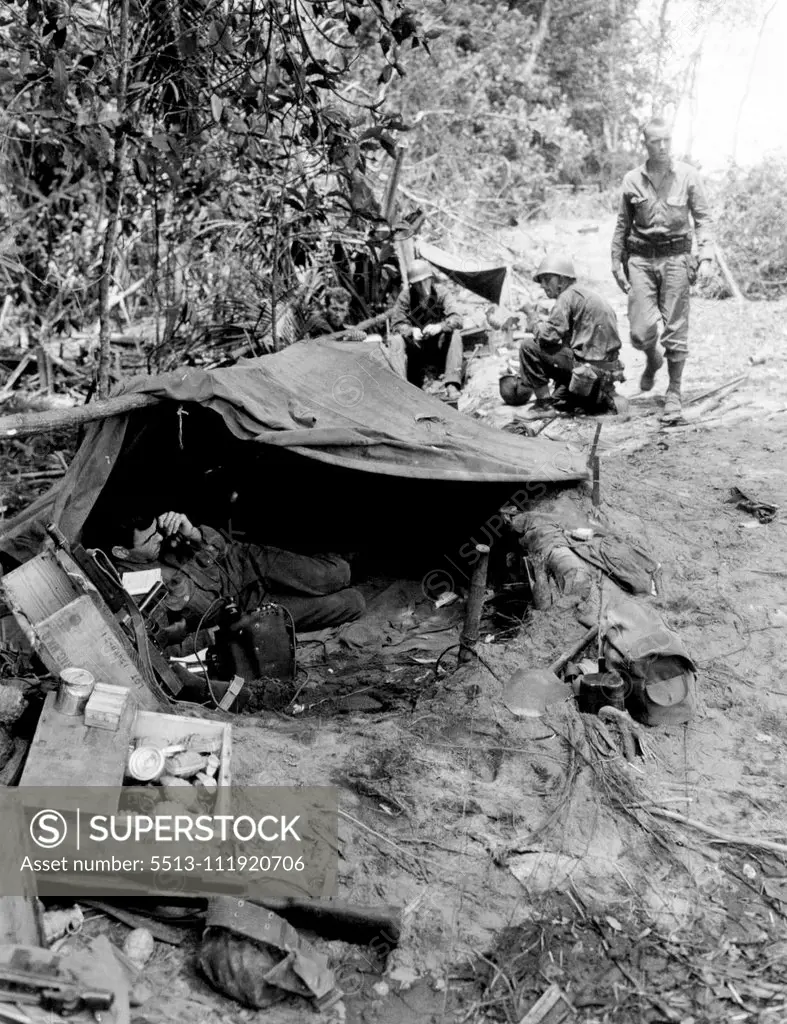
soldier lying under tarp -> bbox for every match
[109,510,365,657]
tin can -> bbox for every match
[127,746,166,783]
[576,669,626,715]
[55,668,95,716]
[569,362,598,397]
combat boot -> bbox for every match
[639,346,664,391]
[660,358,685,422]
[552,384,571,411]
[525,385,557,417]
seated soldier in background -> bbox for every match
[388,260,465,402]
[306,286,367,341]
[501,254,625,416]
[110,510,365,656]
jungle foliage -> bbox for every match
[0,0,783,383]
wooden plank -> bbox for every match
[2,551,166,709]
[1,550,82,623]
[34,595,157,709]
[19,690,134,794]
[517,984,572,1024]
[55,547,174,702]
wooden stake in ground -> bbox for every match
[459,544,490,664]
[591,455,601,508]
[588,422,603,467]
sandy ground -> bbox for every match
[14,217,787,1023]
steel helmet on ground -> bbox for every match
[499,374,533,407]
[533,254,576,282]
[408,259,434,284]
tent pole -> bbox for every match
[0,393,160,441]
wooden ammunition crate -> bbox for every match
[130,710,232,815]
[20,690,137,803]
[0,549,159,709]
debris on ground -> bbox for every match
[1,215,786,1024]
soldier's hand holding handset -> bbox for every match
[156,512,202,545]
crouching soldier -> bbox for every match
[501,254,626,416]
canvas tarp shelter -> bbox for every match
[417,241,508,304]
[0,340,587,564]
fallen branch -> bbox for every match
[0,296,12,333]
[400,185,518,255]
[685,373,748,407]
[0,392,160,438]
[47,350,89,378]
[651,808,787,856]
[108,271,153,311]
[550,625,599,675]
[714,243,747,303]
[0,352,34,398]
[338,808,440,871]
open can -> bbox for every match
[55,668,95,716]
[127,746,166,783]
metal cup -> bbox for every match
[55,668,95,716]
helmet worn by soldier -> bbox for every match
[408,259,434,284]
[533,254,577,283]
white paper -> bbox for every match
[121,568,163,597]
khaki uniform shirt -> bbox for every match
[533,283,621,363]
[390,283,463,338]
[611,160,713,263]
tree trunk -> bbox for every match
[524,0,553,78]
[96,0,130,399]
[731,0,778,165]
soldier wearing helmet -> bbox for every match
[501,253,625,416]
[388,258,465,403]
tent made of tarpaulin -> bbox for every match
[0,340,587,565]
[417,241,508,305]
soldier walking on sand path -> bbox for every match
[611,119,714,422]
